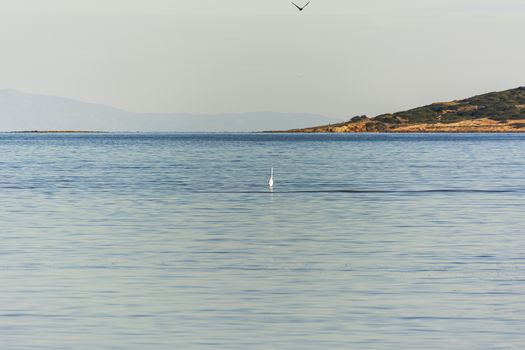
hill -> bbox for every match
[0,89,340,132]
[286,87,525,133]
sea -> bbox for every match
[1,132,524,350]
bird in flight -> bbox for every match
[291,1,310,11]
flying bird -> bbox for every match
[291,1,310,11]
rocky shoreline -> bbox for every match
[282,118,525,133]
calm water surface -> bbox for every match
[1,133,524,349]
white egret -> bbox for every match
[268,168,274,188]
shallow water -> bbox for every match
[1,133,524,349]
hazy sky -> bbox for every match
[1,0,524,119]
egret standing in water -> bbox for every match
[268,168,274,188]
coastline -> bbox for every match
[277,118,525,133]
[8,130,105,134]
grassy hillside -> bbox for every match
[373,86,525,125]
[286,87,525,133]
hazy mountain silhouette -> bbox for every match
[0,89,340,132]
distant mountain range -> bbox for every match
[287,87,525,133]
[0,89,341,132]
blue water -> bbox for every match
[1,133,524,349]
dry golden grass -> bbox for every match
[286,118,525,133]
[393,118,525,133]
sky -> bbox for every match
[0,0,524,120]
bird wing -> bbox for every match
[291,2,302,10]
[303,1,311,9]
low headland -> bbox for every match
[9,130,104,133]
[280,87,525,133]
